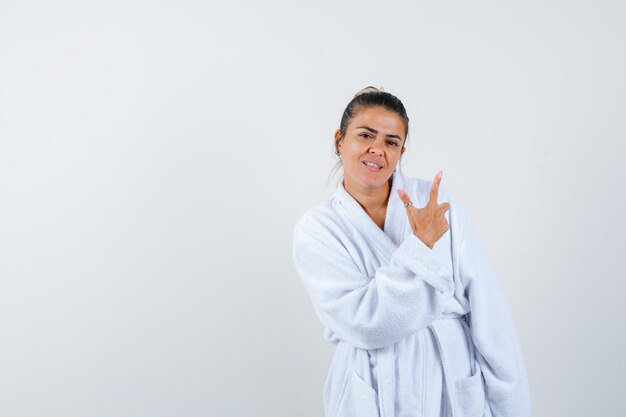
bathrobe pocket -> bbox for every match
[331,369,380,417]
[452,364,486,417]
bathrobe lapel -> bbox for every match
[334,170,407,260]
[333,170,407,417]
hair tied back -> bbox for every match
[353,86,384,98]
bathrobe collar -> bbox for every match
[333,170,413,417]
[333,170,408,258]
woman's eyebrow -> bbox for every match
[356,126,402,140]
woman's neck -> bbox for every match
[343,177,392,214]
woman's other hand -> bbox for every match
[397,171,450,249]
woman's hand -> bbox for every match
[397,171,451,249]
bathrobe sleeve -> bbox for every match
[292,214,454,351]
[459,210,532,417]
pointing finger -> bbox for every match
[429,171,443,206]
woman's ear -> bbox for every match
[401,146,406,155]
[334,129,343,152]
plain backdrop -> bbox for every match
[1,1,624,416]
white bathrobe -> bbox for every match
[292,170,531,417]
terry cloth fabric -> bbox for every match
[292,170,532,417]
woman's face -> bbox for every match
[335,106,406,193]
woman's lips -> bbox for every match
[363,160,382,172]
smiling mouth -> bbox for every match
[363,161,382,171]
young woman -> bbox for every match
[292,87,531,417]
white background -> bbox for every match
[1,1,624,416]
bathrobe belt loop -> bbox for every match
[377,313,470,417]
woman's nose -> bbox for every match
[369,142,383,156]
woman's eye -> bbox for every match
[387,141,398,147]
[359,133,371,139]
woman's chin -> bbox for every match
[344,169,392,192]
